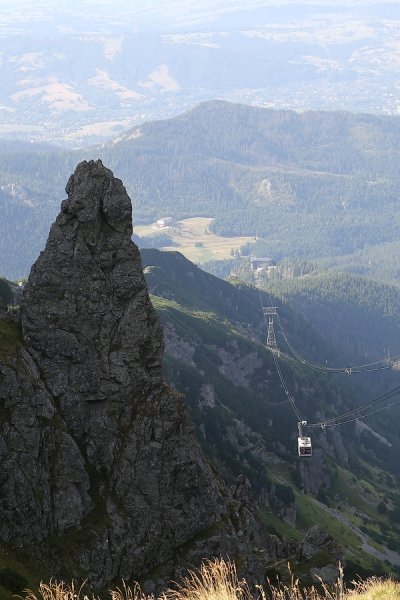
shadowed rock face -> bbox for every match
[1,160,296,590]
[298,525,345,586]
[22,160,165,445]
[0,297,7,316]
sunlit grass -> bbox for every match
[19,580,88,600]
[19,559,400,600]
[162,558,251,600]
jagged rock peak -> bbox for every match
[3,160,267,590]
[21,159,165,437]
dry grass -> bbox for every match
[263,564,344,600]
[18,559,400,600]
[111,581,150,600]
[263,565,400,600]
[162,558,251,600]
[347,578,400,600]
[18,580,90,600]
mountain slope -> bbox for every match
[0,278,12,304]
[141,249,400,580]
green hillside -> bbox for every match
[4,102,400,278]
[316,241,400,286]
[100,103,400,262]
[141,249,400,580]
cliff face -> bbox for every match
[0,160,293,590]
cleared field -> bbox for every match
[139,64,180,92]
[88,69,142,99]
[11,79,91,112]
[133,217,254,263]
[65,120,132,139]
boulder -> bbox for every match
[297,525,345,586]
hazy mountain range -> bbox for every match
[0,1,400,145]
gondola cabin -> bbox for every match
[298,436,312,456]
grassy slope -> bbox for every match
[0,543,47,600]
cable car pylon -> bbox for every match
[263,307,279,353]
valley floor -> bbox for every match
[133,217,254,263]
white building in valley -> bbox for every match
[249,256,274,270]
[156,217,173,228]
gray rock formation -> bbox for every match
[297,525,345,585]
[0,160,298,591]
[298,449,331,495]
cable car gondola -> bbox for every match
[298,421,312,457]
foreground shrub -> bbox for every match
[20,580,88,600]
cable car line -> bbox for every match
[307,394,400,428]
[259,291,303,422]
[259,290,395,373]
[257,290,400,455]
[276,313,398,374]
[308,384,400,427]
[272,350,303,422]
[259,291,308,456]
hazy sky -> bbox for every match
[0,0,397,36]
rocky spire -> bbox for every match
[22,159,165,438]
[0,160,294,591]
[16,160,230,585]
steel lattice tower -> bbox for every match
[263,307,279,352]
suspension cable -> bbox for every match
[275,312,399,374]
[307,392,400,428]
[272,351,303,421]
[258,289,400,429]
[259,290,303,421]
[306,383,400,427]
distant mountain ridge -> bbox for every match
[3,101,400,279]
